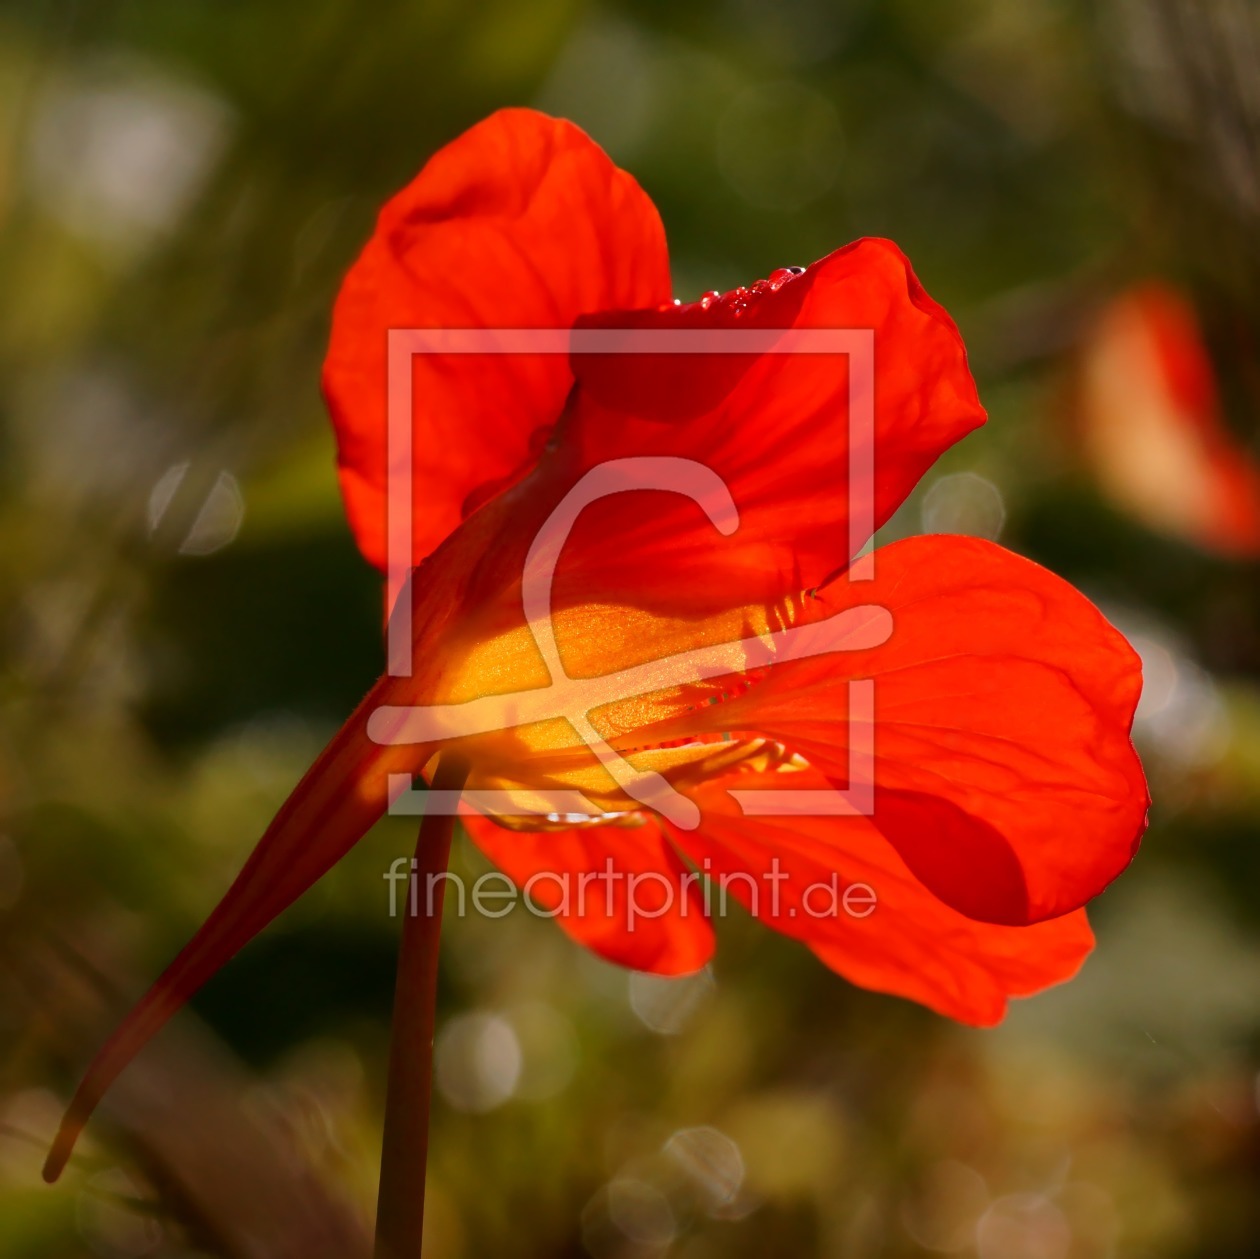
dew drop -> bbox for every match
[767,266,807,290]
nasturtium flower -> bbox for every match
[47,109,1148,1178]
[1080,281,1260,556]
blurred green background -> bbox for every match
[3,1,1260,1255]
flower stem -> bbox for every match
[374,753,470,1259]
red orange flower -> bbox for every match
[46,109,1148,1178]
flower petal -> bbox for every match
[390,239,985,711]
[461,813,713,975]
[545,238,985,615]
[664,777,1094,1026]
[323,107,671,604]
[653,534,1148,926]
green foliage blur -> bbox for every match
[2,1,1260,1256]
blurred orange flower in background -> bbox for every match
[1080,282,1260,556]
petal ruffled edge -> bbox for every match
[323,107,672,599]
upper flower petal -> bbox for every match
[390,238,987,726]
[645,534,1148,926]
[323,107,671,603]
[461,813,713,975]
[663,775,1094,1027]
[545,238,986,615]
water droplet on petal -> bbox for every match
[766,266,807,290]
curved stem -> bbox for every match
[374,753,470,1259]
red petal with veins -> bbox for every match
[461,814,713,974]
[324,107,671,608]
[664,775,1095,1027]
[545,239,986,616]
[404,239,986,666]
[663,534,1148,926]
